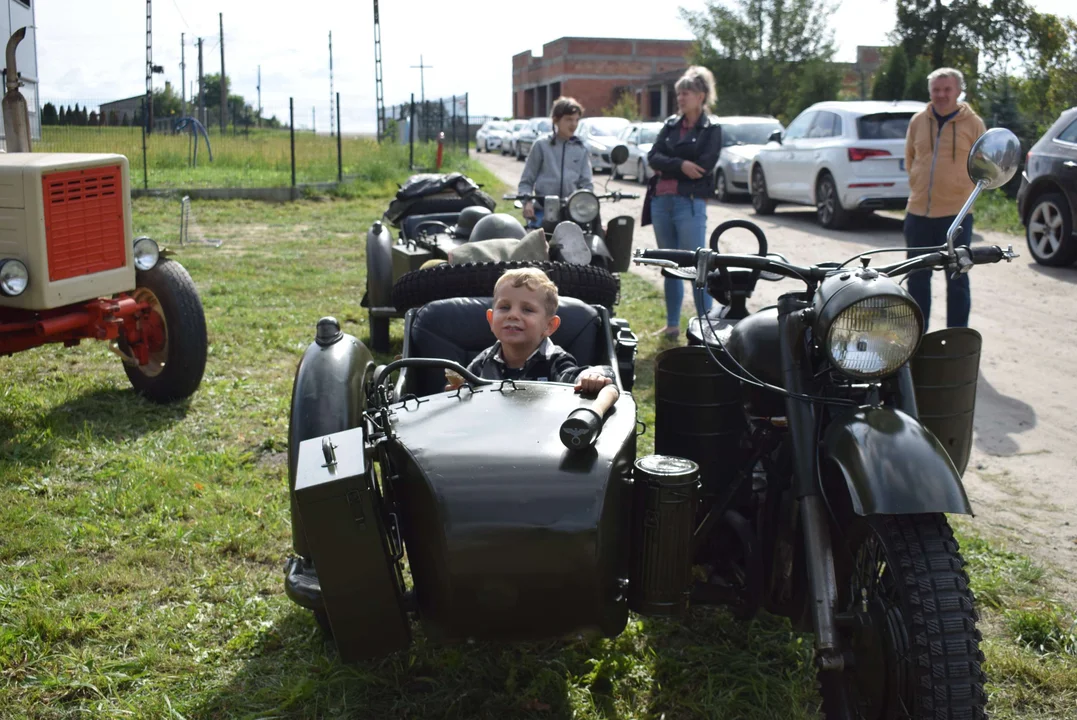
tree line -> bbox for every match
[42,73,283,130]
[676,0,1076,143]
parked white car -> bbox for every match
[577,117,631,173]
[749,100,926,228]
[713,116,785,201]
[503,119,529,156]
[612,121,663,183]
[476,120,511,153]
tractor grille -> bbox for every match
[42,165,126,281]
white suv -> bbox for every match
[749,100,926,228]
[476,120,510,153]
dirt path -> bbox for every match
[478,150,1077,601]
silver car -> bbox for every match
[714,116,785,201]
[503,119,529,156]
[577,117,631,172]
[515,117,553,161]
[612,122,663,184]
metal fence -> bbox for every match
[22,95,474,190]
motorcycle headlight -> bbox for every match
[133,236,160,271]
[815,274,922,379]
[0,258,29,296]
[567,191,600,224]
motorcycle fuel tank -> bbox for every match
[382,382,637,642]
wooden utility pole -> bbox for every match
[180,33,186,116]
[411,54,432,106]
[257,65,262,128]
[219,13,226,133]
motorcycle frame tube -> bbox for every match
[776,293,841,659]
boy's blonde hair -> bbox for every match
[493,267,559,317]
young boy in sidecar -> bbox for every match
[444,268,614,393]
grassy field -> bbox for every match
[0,152,1074,718]
[35,126,469,189]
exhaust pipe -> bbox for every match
[3,27,32,153]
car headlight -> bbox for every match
[815,274,922,379]
[731,157,749,169]
[133,236,160,271]
[0,258,29,296]
[567,191,600,224]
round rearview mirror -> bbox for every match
[513,200,523,209]
[967,128,1021,189]
[610,144,630,166]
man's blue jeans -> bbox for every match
[651,194,712,327]
[904,212,973,330]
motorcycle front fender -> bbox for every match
[822,407,972,516]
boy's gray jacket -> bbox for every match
[517,133,594,199]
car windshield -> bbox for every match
[535,119,552,132]
[722,122,783,146]
[857,113,915,140]
[587,118,630,137]
[640,124,663,144]
[489,122,509,131]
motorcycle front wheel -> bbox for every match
[820,513,987,720]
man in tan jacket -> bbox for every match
[904,67,987,329]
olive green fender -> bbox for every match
[822,407,972,516]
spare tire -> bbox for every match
[391,261,620,312]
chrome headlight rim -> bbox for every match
[133,236,160,271]
[567,190,600,224]
[0,258,29,296]
[815,279,923,380]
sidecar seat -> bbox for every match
[398,296,617,398]
[400,212,461,240]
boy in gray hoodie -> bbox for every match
[518,97,594,227]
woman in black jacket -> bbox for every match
[646,66,722,339]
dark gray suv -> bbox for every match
[1017,106,1077,266]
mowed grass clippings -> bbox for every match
[1,154,1075,719]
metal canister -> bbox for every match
[627,454,700,617]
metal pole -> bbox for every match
[180,33,186,116]
[145,0,153,135]
[290,97,296,187]
[409,93,415,170]
[464,92,469,157]
[452,94,457,149]
[197,38,204,127]
[141,98,149,189]
[219,12,226,134]
[329,30,334,138]
[336,91,343,182]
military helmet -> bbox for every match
[451,205,493,239]
[468,213,527,243]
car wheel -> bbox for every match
[1026,192,1076,266]
[120,259,208,403]
[815,173,851,229]
[715,170,729,202]
[751,167,776,215]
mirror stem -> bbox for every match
[946,180,986,254]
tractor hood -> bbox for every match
[382,382,637,642]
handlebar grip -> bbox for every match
[969,245,1005,264]
[640,249,697,266]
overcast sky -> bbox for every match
[32,0,1076,133]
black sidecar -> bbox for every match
[283,296,669,661]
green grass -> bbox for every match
[1,157,1075,719]
[35,126,470,189]
[975,189,1025,236]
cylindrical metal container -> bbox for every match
[654,347,746,497]
[628,454,700,617]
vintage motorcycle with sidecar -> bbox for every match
[285,128,1019,719]
[363,151,633,353]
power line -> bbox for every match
[170,0,190,29]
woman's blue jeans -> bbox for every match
[651,194,711,327]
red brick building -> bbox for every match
[512,37,694,120]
